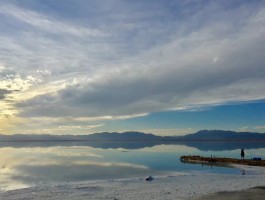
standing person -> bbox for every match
[241,148,245,160]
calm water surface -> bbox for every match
[0,141,265,190]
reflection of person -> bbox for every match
[241,148,245,160]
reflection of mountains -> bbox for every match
[0,130,265,151]
[1,140,265,151]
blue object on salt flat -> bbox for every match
[252,157,262,161]
[146,176,153,181]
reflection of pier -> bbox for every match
[180,155,265,167]
[180,157,232,169]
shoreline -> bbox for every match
[0,167,264,200]
[180,155,265,167]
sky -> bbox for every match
[0,0,265,136]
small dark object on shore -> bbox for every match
[146,176,153,182]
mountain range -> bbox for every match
[0,130,265,151]
[1,129,265,141]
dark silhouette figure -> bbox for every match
[241,148,245,160]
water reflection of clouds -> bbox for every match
[12,161,152,188]
[13,163,152,185]
[0,147,104,168]
[141,144,198,153]
[1,144,265,191]
[21,146,104,158]
[0,149,30,190]
[73,160,148,169]
[0,147,153,190]
[45,148,103,158]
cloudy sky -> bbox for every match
[0,0,265,135]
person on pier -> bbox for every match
[241,148,245,160]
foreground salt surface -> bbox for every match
[1,171,265,200]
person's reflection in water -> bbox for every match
[241,169,246,175]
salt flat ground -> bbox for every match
[0,170,265,200]
[197,187,265,200]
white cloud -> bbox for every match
[255,126,265,130]
[27,124,104,135]
[133,128,194,136]
[0,65,5,72]
[18,14,265,118]
[0,1,265,133]
[0,4,106,37]
[239,126,250,132]
[57,124,104,130]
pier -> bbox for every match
[180,155,265,167]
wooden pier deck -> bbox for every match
[180,155,265,167]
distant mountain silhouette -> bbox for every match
[179,130,265,141]
[1,130,265,141]
[0,131,162,142]
[81,131,162,141]
[0,130,265,150]
[85,130,265,141]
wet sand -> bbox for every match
[197,186,265,200]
